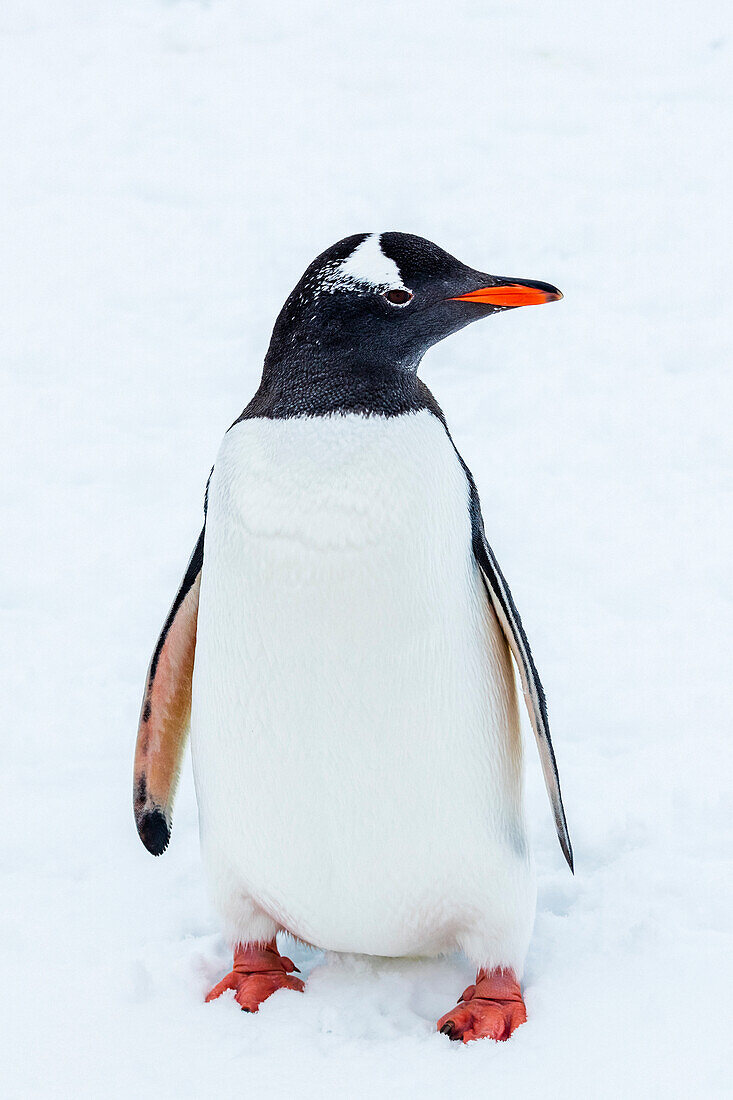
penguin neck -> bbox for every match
[242,349,431,420]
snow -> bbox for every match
[1,1,730,1096]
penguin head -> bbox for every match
[265,232,562,376]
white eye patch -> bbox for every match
[321,233,408,295]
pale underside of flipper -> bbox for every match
[465,469,574,872]
[133,528,203,855]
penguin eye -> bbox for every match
[382,288,413,307]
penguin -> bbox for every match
[133,232,571,1043]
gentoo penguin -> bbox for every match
[133,232,571,1043]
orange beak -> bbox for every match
[450,280,562,308]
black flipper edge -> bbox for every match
[465,466,574,872]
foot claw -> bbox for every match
[437,968,526,1043]
[205,939,306,1013]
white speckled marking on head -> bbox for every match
[321,233,407,295]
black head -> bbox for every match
[248,233,562,418]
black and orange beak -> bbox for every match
[449,277,562,309]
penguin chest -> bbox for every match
[191,410,523,955]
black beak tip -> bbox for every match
[525,277,563,302]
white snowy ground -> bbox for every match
[1,1,731,1096]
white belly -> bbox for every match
[190,410,533,969]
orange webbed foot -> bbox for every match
[437,968,527,1043]
[205,939,305,1012]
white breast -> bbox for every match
[190,409,533,971]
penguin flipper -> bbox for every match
[465,477,573,872]
[133,528,203,855]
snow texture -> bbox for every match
[1,1,730,1097]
